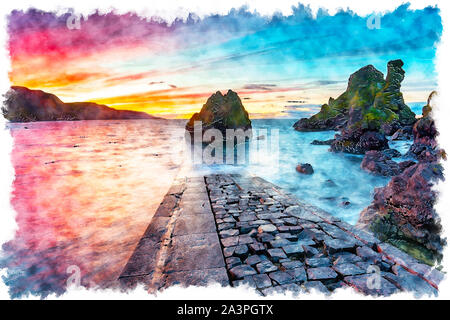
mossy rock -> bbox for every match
[294,60,416,132]
[369,213,440,266]
[186,90,251,133]
[388,239,437,267]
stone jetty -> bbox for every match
[119,174,443,296]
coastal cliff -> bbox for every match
[2,86,157,122]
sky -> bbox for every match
[7,3,443,119]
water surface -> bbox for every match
[0,118,412,297]
[1,119,185,297]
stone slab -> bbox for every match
[164,267,229,288]
[120,237,159,277]
[164,233,225,272]
[344,274,399,296]
[173,213,216,236]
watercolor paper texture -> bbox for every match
[0,1,447,299]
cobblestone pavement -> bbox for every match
[119,174,444,297]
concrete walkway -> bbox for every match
[119,174,444,296]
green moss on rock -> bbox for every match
[369,214,438,266]
[186,90,251,133]
[294,60,416,132]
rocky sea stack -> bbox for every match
[406,91,444,162]
[294,60,416,154]
[186,90,251,135]
[2,86,156,122]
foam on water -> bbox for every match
[191,119,411,224]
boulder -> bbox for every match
[296,163,314,175]
[358,162,445,264]
[371,60,416,127]
[382,148,401,158]
[330,129,389,154]
[311,139,334,145]
[360,150,400,176]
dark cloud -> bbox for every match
[308,80,346,86]
[286,100,306,103]
[242,84,277,91]
[149,81,164,85]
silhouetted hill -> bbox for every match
[2,86,159,122]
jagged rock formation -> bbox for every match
[294,60,416,154]
[330,129,389,154]
[186,90,251,135]
[358,91,444,265]
[406,91,443,162]
[391,125,414,140]
[2,86,157,122]
[360,150,415,177]
[358,162,444,265]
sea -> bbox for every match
[0,118,413,297]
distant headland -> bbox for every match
[2,86,159,122]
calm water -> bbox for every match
[1,119,186,297]
[0,118,411,297]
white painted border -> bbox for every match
[0,0,449,300]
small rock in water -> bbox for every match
[324,179,337,187]
[296,163,314,175]
[311,139,334,145]
[339,200,351,207]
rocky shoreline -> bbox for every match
[358,94,445,265]
[293,61,445,266]
[120,174,443,296]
